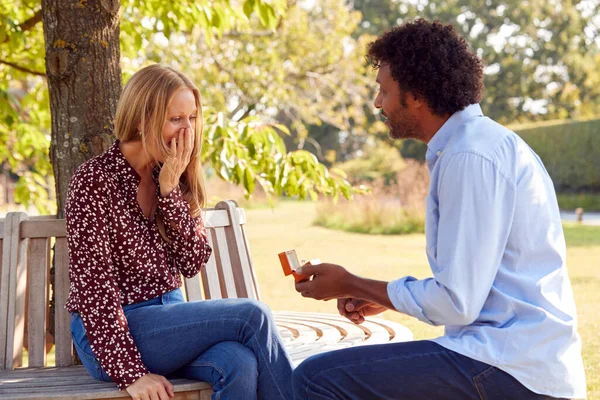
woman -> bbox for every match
[65,64,293,400]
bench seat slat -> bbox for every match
[0,366,211,399]
[277,311,414,343]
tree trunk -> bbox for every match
[42,0,122,217]
[41,0,122,359]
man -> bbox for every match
[292,19,586,400]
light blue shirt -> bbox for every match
[387,104,586,399]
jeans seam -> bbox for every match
[184,360,226,399]
[132,319,236,339]
[243,305,288,400]
[472,366,496,400]
[72,338,103,378]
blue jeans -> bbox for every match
[70,288,293,400]
[292,340,565,400]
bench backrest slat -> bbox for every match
[21,220,66,239]
[216,202,258,300]
[0,200,257,369]
[0,213,14,368]
[1,213,29,369]
[212,227,238,298]
[54,237,72,367]
[240,224,262,300]
[27,237,50,367]
[200,232,222,300]
[183,275,204,303]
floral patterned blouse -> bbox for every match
[64,140,212,390]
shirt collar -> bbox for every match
[104,139,162,191]
[425,104,483,166]
[104,139,141,184]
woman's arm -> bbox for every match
[156,188,212,278]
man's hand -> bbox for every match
[294,263,356,301]
[159,128,194,197]
[338,298,387,324]
[126,373,175,400]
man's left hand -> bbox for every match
[294,263,355,301]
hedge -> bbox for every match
[510,118,600,192]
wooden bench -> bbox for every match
[0,200,413,399]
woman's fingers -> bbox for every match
[160,375,175,398]
[178,129,184,158]
[184,128,194,158]
[170,133,177,156]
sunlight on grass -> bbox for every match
[563,223,600,247]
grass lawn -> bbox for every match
[245,201,600,398]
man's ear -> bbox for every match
[404,91,424,110]
[411,92,425,109]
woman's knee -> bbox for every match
[235,299,275,329]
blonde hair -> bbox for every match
[115,64,206,217]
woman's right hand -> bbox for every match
[126,373,175,400]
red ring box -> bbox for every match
[278,250,303,282]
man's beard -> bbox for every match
[387,112,421,141]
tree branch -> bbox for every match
[20,9,42,32]
[1,10,43,45]
[0,59,46,77]
[222,30,275,37]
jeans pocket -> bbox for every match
[473,366,557,400]
[473,367,495,400]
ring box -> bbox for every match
[278,250,303,282]
[278,250,321,282]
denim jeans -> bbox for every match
[70,288,293,400]
[292,340,566,400]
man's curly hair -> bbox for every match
[367,19,484,117]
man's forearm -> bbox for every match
[346,274,395,310]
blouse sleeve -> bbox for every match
[156,186,212,278]
[65,166,149,390]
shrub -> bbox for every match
[315,160,428,235]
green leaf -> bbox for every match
[257,2,271,28]
[234,163,244,184]
[273,123,290,135]
[243,167,256,194]
[212,8,222,31]
[243,0,255,19]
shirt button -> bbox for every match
[436,151,442,156]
